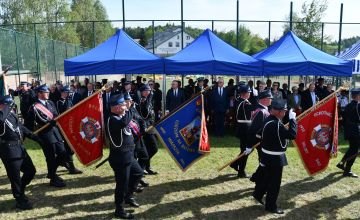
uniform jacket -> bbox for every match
[344,100,360,140]
[247,103,270,147]
[260,115,297,167]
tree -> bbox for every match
[283,0,328,48]
[70,0,113,47]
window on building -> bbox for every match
[177,35,180,39]
[186,36,190,40]
[176,42,180,47]
[168,42,173,47]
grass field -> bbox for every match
[0,133,359,220]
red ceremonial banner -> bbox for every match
[293,95,338,175]
[199,100,210,153]
[57,94,104,166]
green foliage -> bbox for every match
[283,0,329,49]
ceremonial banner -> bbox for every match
[293,95,338,175]
[56,93,104,166]
[153,94,210,171]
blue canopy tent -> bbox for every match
[164,29,262,75]
[337,40,360,74]
[253,31,352,77]
[64,29,164,76]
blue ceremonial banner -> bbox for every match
[153,94,210,171]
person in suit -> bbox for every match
[252,99,297,214]
[195,77,205,93]
[323,84,334,98]
[315,77,327,100]
[0,95,43,210]
[165,80,186,114]
[107,94,143,219]
[184,78,196,100]
[152,82,162,122]
[280,83,291,100]
[287,86,302,115]
[82,83,95,99]
[301,83,318,111]
[336,88,360,178]
[69,84,82,106]
[211,78,229,137]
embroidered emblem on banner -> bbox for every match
[79,117,101,144]
[180,116,201,146]
[310,124,332,150]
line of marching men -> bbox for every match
[0,77,161,219]
[228,82,360,215]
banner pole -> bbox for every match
[34,84,108,135]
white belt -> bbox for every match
[237,120,252,123]
[262,148,285,156]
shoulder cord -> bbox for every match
[139,100,150,119]
[261,120,288,149]
[107,117,123,148]
[277,121,288,149]
[0,123,5,136]
[236,100,249,121]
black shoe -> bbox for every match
[69,167,83,175]
[265,208,284,214]
[249,175,256,183]
[230,163,239,172]
[135,187,143,193]
[343,171,358,178]
[115,206,134,219]
[139,179,149,187]
[237,172,250,178]
[145,168,158,175]
[67,162,83,174]
[252,193,264,205]
[50,176,66,188]
[125,197,140,208]
[16,197,33,210]
[143,169,149,175]
[336,163,345,171]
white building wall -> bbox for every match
[155,33,194,56]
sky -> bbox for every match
[100,0,360,41]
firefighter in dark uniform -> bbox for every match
[29,84,69,187]
[336,88,360,178]
[230,83,253,178]
[0,95,43,209]
[107,94,143,219]
[124,92,149,188]
[248,89,272,182]
[16,82,36,131]
[137,85,158,175]
[56,85,82,175]
[252,99,297,214]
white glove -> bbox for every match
[244,147,253,155]
[289,109,296,120]
[165,110,169,115]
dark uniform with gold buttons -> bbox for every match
[29,85,69,187]
[56,85,82,175]
[0,95,42,209]
[107,94,143,219]
[253,99,297,214]
[337,88,360,178]
[230,83,253,177]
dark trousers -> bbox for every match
[154,108,161,122]
[254,165,283,210]
[143,134,158,169]
[214,111,225,136]
[231,132,249,174]
[135,138,149,170]
[41,141,68,179]
[342,138,360,172]
[110,159,143,205]
[1,150,36,199]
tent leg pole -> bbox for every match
[162,74,166,115]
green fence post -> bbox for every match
[34,24,41,80]
[52,40,57,82]
[14,30,21,85]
